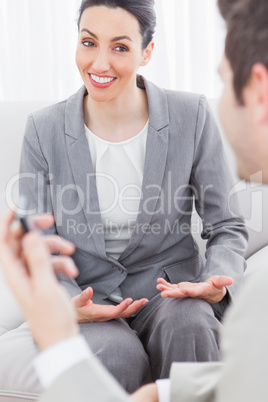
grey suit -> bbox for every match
[1,75,247,397]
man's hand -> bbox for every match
[4,210,78,278]
[0,210,79,350]
[72,289,149,323]
[157,275,233,304]
[131,383,158,402]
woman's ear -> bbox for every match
[244,63,268,125]
[140,42,154,67]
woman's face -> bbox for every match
[76,6,153,103]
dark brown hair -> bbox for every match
[77,0,156,49]
[218,0,268,104]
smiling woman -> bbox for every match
[0,0,225,101]
[0,0,248,400]
[75,5,154,137]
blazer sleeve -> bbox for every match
[170,362,223,402]
[19,115,53,218]
[190,96,248,303]
[19,114,82,298]
[39,357,131,402]
[217,267,268,402]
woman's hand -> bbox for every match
[72,288,149,323]
[157,275,233,304]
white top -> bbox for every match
[34,335,170,402]
[85,122,148,260]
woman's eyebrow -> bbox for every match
[80,28,97,39]
[80,28,132,43]
[111,35,133,43]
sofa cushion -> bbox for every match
[0,322,41,401]
[0,268,24,336]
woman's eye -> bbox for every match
[114,45,129,52]
[82,40,95,47]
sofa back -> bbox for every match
[0,99,267,260]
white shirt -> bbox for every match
[85,122,148,260]
[34,335,170,402]
[85,122,149,303]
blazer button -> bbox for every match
[118,268,124,274]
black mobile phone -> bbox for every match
[16,198,36,234]
[18,216,31,233]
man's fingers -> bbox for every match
[51,256,78,278]
[0,210,15,242]
[31,214,55,230]
[0,211,26,283]
[44,236,75,255]
[22,232,53,280]
[7,214,55,239]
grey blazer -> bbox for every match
[19,75,247,304]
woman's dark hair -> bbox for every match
[218,0,268,104]
[77,0,156,49]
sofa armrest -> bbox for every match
[245,245,268,278]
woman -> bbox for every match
[15,0,247,396]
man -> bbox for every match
[1,0,268,400]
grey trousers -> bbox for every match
[129,294,222,380]
[0,295,222,400]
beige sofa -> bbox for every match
[0,99,268,400]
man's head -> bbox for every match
[217,0,268,182]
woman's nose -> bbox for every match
[92,49,110,72]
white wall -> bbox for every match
[0,0,226,102]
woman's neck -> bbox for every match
[84,85,149,142]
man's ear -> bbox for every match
[244,63,268,125]
[140,42,154,67]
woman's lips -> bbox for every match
[89,74,117,89]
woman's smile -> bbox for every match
[89,73,117,88]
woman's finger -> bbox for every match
[72,287,94,309]
[120,298,149,318]
[206,275,233,289]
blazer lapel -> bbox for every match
[119,77,170,261]
[64,87,107,259]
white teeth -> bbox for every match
[91,74,114,84]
